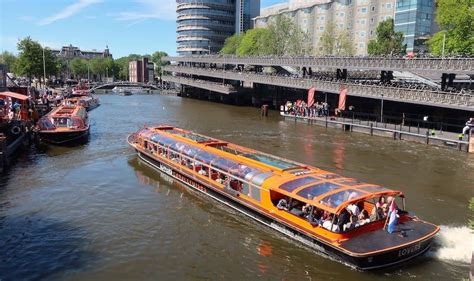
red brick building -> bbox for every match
[129,58,154,83]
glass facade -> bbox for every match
[394,0,435,52]
[176,0,260,55]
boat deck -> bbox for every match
[339,220,438,254]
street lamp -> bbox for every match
[42,45,46,89]
[441,31,446,58]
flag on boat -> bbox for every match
[387,199,398,233]
[307,87,315,107]
[338,88,347,110]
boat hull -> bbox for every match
[38,128,89,145]
[134,149,435,270]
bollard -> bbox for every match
[370,123,373,136]
[261,105,268,117]
[426,130,429,144]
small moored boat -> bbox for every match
[64,95,100,111]
[127,125,440,270]
[36,105,89,145]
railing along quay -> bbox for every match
[163,56,474,74]
[163,65,474,111]
[162,75,237,94]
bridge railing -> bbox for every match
[163,55,474,73]
[162,75,236,94]
[163,65,474,109]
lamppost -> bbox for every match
[380,93,384,122]
[42,45,46,89]
[441,32,446,58]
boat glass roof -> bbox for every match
[359,185,392,193]
[316,173,342,179]
[242,153,298,170]
[296,182,342,199]
[279,176,319,192]
[319,189,366,208]
[334,179,362,186]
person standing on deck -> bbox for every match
[462,118,473,136]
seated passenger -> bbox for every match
[343,215,358,232]
[346,202,360,216]
[336,209,350,230]
[198,169,207,176]
[376,196,386,208]
[277,198,289,211]
[357,209,370,226]
[370,206,385,221]
[322,215,340,232]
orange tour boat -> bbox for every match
[63,95,100,111]
[127,125,440,270]
[36,104,89,145]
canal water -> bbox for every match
[1,94,472,280]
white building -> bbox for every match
[253,0,396,56]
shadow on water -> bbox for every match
[0,214,93,280]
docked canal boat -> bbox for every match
[127,125,440,270]
[64,95,100,111]
[36,105,89,145]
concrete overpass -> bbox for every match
[162,75,237,94]
[163,55,474,74]
[162,65,474,111]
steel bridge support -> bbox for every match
[336,69,348,80]
[381,71,394,83]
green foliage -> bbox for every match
[320,22,336,55]
[13,37,57,81]
[219,14,311,56]
[367,19,406,55]
[0,51,16,72]
[220,34,242,55]
[428,0,474,56]
[320,23,355,56]
[70,58,88,78]
[237,29,274,56]
[151,51,169,76]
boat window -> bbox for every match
[241,153,299,170]
[296,182,341,199]
[229,164,259,179]
[172,132,216,143]
[335,179,363,186]
[249,172,273,186]
[320,189,366,208]
[250,186,261,201]
[217,145,243,155]
[279,176,319,192]
[358,186,391,194]
[316,173,341,179]
[211,157,239,172]
[194,150,216,164]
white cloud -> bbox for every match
[39,0,103,26]
[114,0,176,22]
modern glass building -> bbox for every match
[394,0,437,53]
[176,0,260,55]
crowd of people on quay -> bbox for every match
[283,100,336,118]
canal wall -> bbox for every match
[282,113,471,153]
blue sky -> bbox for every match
[0,0,286,58]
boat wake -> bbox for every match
[429,225,473,264]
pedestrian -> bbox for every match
[462,118,474,136]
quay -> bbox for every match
[281,112,473,153]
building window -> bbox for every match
[360,31,366,37]
[371,6,375,11]
[359,42,365,48]
[386,3,392,9]
[361,19,366,25]
[371,17,374,23]
[361,7,367,13]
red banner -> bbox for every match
[338,88,347,110]
[307,87,315,107]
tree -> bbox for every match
[320,22,337,55]
[70,58,88,79]
[13,37,57,83]
[151,51,169,76]
[220,34,243,55]
[90,57,106,80]
[336,30,355,56]
[367,19,406,55]
[0,51,16,72]
[428,0,474,56]
[237,29,273,56]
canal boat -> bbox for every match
[36,105,89,145]
[112,86,143,95]
[64,95,100,111]
[127,125,440,270]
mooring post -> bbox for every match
[426,130,430,144]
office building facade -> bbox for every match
[176,0,260,55]
[394,0,437,53]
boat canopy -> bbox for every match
[275,175,403,214]
[148,131,274,186]
[0,91,29,101]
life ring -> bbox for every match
[11,126,22,135]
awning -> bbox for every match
[0,91,29,101]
